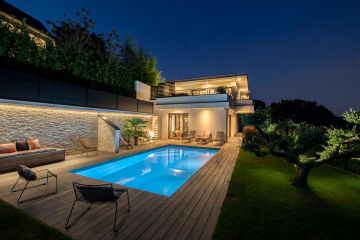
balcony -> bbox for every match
[155,93,230,109]
[152,83,253,109]
[156,93,227,103]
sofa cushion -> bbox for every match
[16,165,37,180]
[16,141,29,151]
[0,148,58,159]
[0,142,17,154]
[28,139,41,150]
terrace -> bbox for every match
[153,74,253,109]
[0,138,241,240]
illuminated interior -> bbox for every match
[174,75,251,99]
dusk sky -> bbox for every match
[7,0,360,115]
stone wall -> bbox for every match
[97,116,120,153]
[0,100,153,154]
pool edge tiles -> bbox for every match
[70,145,219,197]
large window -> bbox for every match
[168,113,189,139]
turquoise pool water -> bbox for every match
[71,145,218,196]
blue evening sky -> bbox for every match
[7,0,360,114]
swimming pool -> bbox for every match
[71,145,218,196]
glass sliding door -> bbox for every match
[168,113,189,139]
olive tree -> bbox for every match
[262,121,325,188]
[320,109,360,171]
[262,109,360,189]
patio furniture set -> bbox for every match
[2,128,223,233]
[1,131,157,232]
[10,160,131,232]
[181,130,226,145]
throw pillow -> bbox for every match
[17,165,37,180]
[16,141,29,151]
[0,142,17,154]
[28,139,41,150]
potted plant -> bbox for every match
[124,117,148,146]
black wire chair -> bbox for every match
[65,182,131,232]
[11,163,58,203]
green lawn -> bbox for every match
[0,199,71,240]
[214,149,360,240]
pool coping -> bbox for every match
[69,144,221,197]
[70,144,221,173]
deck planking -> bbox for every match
[0,139,240,240]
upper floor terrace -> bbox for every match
[151,74,253,109]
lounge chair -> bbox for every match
[182,130,196,143]
[65,182,130,232]
[196,130,212,144]
[75,135,97,157]
[143,130,156,143]
[120,134,133,149]
[11,162,58,203]
[213,131,226,145]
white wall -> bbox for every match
[229,111,237,137]
[155,108,227,139]
[189,108,227,136]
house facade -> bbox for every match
[137,74,254,140]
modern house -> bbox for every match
[0,1,254,155]
[0,0,53,46]
[0,2,253,239]
[137,74,254,140]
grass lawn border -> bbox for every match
[213,148,360,240]
[0,199,71,240]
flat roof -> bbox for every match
[169,73,248,83]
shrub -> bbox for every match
[243,125,257,138]
[241,109,269,131]
[0,10,161,97]
[242,126,267,156]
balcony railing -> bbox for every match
[151,83,252,106]
[175,86,233,97]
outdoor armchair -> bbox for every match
[11,162,58,203]
[213,131,226,145]
[182,130,197,143]
[65,182,130,232]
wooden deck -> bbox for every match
[0,139,240,240]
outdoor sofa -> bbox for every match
[0,141,65,173]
